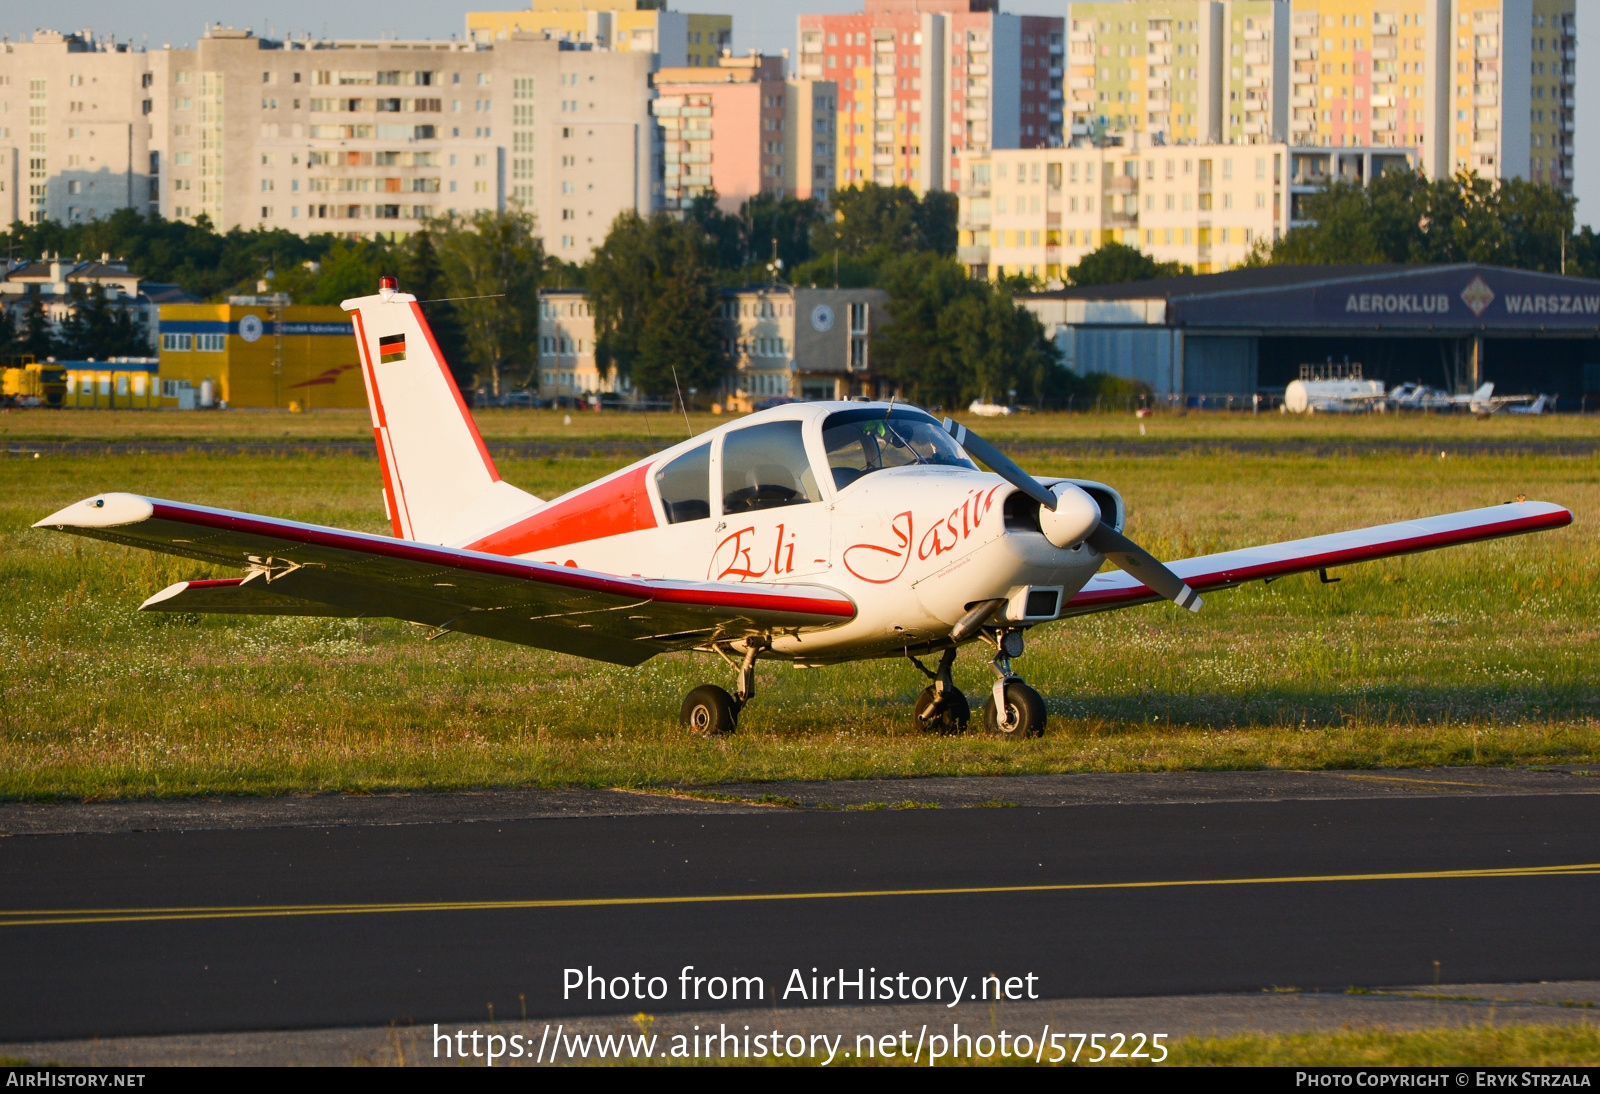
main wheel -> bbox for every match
[912,686,971,735]
[982,681,1047,738]
[680,684,739,736]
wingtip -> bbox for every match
[34,493,154,530]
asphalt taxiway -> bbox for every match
[2,767,1598,1045]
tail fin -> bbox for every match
[343,280,540,545]
[1474,382,1495,400]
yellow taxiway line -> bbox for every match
[3,862,1597,928]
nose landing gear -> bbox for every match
[982,629,1047,739]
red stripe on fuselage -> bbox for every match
[465,464,657,556]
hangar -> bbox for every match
[1023,265,1600,404]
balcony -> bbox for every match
[1473,93,1498,106]
[1371,46,1396,59]
[1147,29,1170,42]
[1104,211,1137,229]
[1471,139,1497,153]
[1291,48,1317,60]
[1244,28,1267,41]
[1291,94,1315,107]
[1291,72,1316,84]
[1369,94,1394,107]
[1068,100,1094,113]
[1369,118,1395,130]
[1475,117,1497,131]
[1475,47,1498,59]
[872,153,894,165]
[1244,76,1265,88]
[969,62,989,76]
[1107,174,1138,192]
[800,63,823,78]
[965,105,989,120]
[1069,30,1094,42]
[1069,76,1092,89]
[875,60,895,75]
[1373,22,1398,36]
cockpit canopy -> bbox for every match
[653,406,979,525]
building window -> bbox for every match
[160,333,193,352]
[196,333,226,352]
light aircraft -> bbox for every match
[35,278,1574,737]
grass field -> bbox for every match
[0,409,1595,800]
[4,405,1600,446]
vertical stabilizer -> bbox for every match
[342,278,540,545]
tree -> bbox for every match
[587,211,728,398]
[813,184,959,261]
[742,193,824,277]
[634,264,727,404]
[1067,242,1190,286]
[433,210,545,396]
[399,229,471,389]
[17,291,55,360]
[869,251,1060,408]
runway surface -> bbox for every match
[3,774,1599,1042]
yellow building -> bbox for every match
[59,360,165,409]
[157,303,366,410]
[467,1,732,68]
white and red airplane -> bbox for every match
[36,278,1573,737]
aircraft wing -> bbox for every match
[34,493,857,666]
[1063,501,1571,617]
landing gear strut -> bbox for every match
[680,642,762,736]
[908,647,970,735]
[981,629,1047,738]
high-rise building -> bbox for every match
[958,140,1415,279]
[466,1,732,68]
[1065,1,1288,146]
[0,26,660,260]
[796,0,1063,195]
[651,53,837,211]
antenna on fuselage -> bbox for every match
[671,366,693,438]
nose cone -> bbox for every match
[1039,483,1101,548]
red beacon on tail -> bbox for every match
[33,278,1575,738]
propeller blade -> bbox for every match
[943,415,1199,612]
[941,417,1058,511]
[1086,525,1203,612]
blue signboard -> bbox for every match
[1171,266,1600,330]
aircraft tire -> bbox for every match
[983,682,1046,739]
[681,684,739,736]
[912,686,970,735]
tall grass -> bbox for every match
[1,431,1596,799]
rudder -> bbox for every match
[343,277,539,544]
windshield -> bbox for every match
[821,408,977,491]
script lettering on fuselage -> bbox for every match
[710,523,799,582]
[841,486,1005,585]
[917,486,1004,562]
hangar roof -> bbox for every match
[1022,264,1600,332]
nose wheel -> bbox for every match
[983,629,1047,738]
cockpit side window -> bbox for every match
[719,420,822,516]
[654,442,711,524]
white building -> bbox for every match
[0,25,661,261]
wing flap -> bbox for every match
[37,493,855,665]
[1064,501,1572,616]
[142,577,364,617]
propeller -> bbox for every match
[941,417,1202,613]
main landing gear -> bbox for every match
[908,628,1047,739]
[908,648,970,735]
[680,642,761,736]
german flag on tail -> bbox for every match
[379,333,406,363]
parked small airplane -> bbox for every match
[34,279,1574,737]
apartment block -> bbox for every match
[536,285,892,404]
[1065,1,1288,146]
[797,0,1063,196]
[0,26,661,260]
[958,141,1413,279]
[1287,0,1570,186]
[466,1,732,68]
[652,53,837,210]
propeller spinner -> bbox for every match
[941,418,1202,613]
